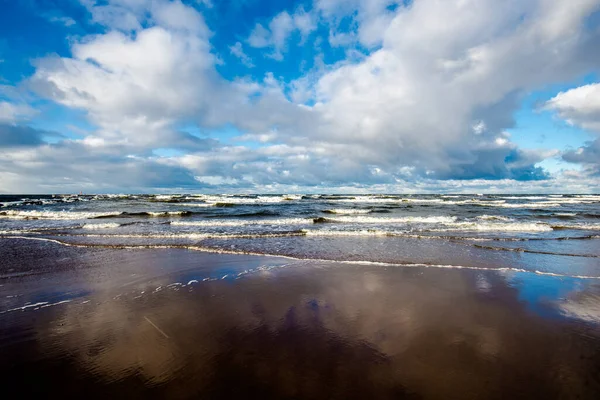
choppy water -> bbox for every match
[2,193,600,278]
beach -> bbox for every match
[1,235,600,399]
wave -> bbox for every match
[2,235,599,280]
[302,229,395,237]
[56,230,307,240]
[82,223,122,230]
[314,216,459,224]
[206,210,281,218]
[0,229,42,235]
[472,243,600,258]
[551,223,600,231]
[496,196,549,200]
[475,201,563,209]
[476,215,513,221]
[194,195,296,205]
[171,218,312,227]
[92,211,194,219]
[323,208,372,215]
[0,209,200,221]
[176,202,219,207]
[431,222,553,232]
[0,210,116,220]
[303,221,552,233]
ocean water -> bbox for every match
[1,193,600,278]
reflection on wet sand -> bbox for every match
[1,242,600,399]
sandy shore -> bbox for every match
[1,238,599,399]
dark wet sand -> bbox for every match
[1,238,600,399]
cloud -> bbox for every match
[317,0,400,47]
[48,16,77,27]
[0,124,57,147]
[545,83,600,173]
[31,2,219,149]
[545,83,600,133]
[2,0,600,192]
[247,7,317,60]
[0,140,202,193]
[0,101,36,123]
[229,42,254,68]
[266,0,600,181]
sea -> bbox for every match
[2,193,600,279]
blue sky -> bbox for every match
[1,0,600,193]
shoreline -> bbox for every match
[2,235,600,281]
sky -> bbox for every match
[1,0,600,194]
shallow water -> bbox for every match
[1,194,600,277]
[0,240,599,399]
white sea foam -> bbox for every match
[193,195,292,204]
[324,208,372,214]
[552,223,600,230]
[0,229,39,235]
[476,201,563,209]
[0,299,71,314]
[0,210,119,220]
[302,229,395,237]
[77,232,304,239]
[497,196,549,200]
[326,216,458,224]
[476,215,513,221]
[176,203,216,207]
[154,195,181,200]
[434,222,553,232]
[171,218,311,227]
[146,211,190,216]
[82,223,122,229]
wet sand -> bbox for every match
[1,238,600,399]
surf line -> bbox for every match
[2,235,600,280]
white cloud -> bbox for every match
[247,23,271,48]
[0,101,36,123]
[48,16,77,27]
[229,42,254,68]
[317,0,400,47]
[31,2,217,148]
[247,7,317,60]
[545,83,600,172]
[2,0,600,192]
[545,83,600,132]
[281,0,600,180]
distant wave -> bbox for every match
[92,211,194,219]
[323,208,372,215]
[0,209,197,220]
[476,215,513,221]
[551,223,600,230]
[431,221,553,232]
[171,218,312,227]
[313,216,458,224]
[82,223,122,230]
[205,210,281,218]
[0,210,116,220]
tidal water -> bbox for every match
[1,193,600,278]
